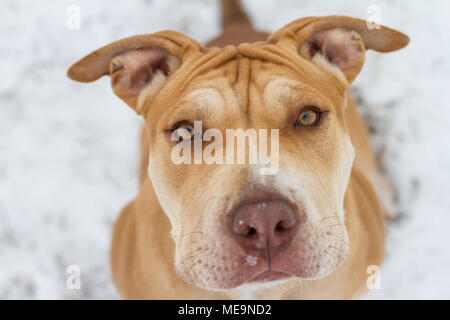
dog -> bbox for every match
[67,0,408,299]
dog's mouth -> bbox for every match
[176,188,349,291]
[176,225,347,290]
[223,249,308,289]
[221,190,303,287]
[248,270,292,283]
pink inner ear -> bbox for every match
[308,28,365,74]
[110,48,170,99]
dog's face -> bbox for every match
[146,54,355,290]
[68,16,408,290]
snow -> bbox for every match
[246,255,258,267]
[1,0,449,299]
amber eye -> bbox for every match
[295,108,320,127]
[172,123,195,140]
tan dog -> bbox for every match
[67,0,408,299]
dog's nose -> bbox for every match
[231,200,297,254]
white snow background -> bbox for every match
[0,0,449,299]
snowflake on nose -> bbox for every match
[246,255,258,266]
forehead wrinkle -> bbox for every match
[234,56,250,114]
[265,78,336,109]
[259,78,332,127]
[179,88,225,123]
[260,78,297,124]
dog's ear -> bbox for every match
[67,31,203,114]
[269,16,409,84]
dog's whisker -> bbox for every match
[180,248,209,264]
[328,245,345,253]
[324,230,342,237]
[180,247,216,285]
[179,241,202,248]
[178,231,203,240]
[182,247,209,258]
[320,216,346,222]
[181,261,199,280]
[328,223,346,228]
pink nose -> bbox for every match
[231,200,297,254]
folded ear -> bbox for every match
[269,15,409,84]
[67,31,203,114]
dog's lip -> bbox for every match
[247,270,292,283]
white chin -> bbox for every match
[234,276,294,292]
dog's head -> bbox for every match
[68,16,408,290]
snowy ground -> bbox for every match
[1,0,449,299]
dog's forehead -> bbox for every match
[145,43,346,121]
[179,53,342,111]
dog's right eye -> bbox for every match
[172,123,195,140]
[294,107,322,127]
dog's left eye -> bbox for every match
[295,108,321,127]
[172,123,195,140]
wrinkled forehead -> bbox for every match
[145,44,348,120]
